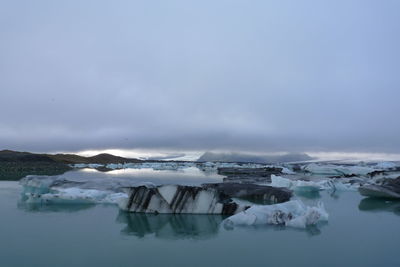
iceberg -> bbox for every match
[19,175,153,205]
[270,175,322,192]
[270,175,361,193]
[119,183,293,214]
[319,178,361,191]
[304,163,374,176]
[374,162,398,170]
[22,187,127,205]
[118,185,240,214]
[223,200,328,229]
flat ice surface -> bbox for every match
[1,181,399,267]
[19,167,224,205]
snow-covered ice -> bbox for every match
[224,200,328,229]
[23,187,127,205]
[19,175,154,205]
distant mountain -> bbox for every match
[49,153,142,164]
[0,150,143,164]
[0,150,71,180]
[197,152,314,164]
[0,150,142,180]
[0,150,56,163]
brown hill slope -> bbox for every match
[0,150,142,180]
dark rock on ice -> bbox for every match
[203,182,292,204]
[119,183,293,214]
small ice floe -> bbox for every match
[303,163,374,176]
[118,183,292,214]
[373,162,398,170]
[270,175,361,194]
[280,167,296,175]
[270,175,322,192]
[224,200,328,229]
[71,163,104,169]
[23,187,128,205]
[19,175,153,205]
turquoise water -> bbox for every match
[0,171,399,267]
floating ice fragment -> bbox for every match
[270,175,360,193]
[270,175,322,192]
[224,200,328,229]
[23,187,128,205]
[304,163,374,176]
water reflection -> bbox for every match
[223,222,326,237]
[116,212,224,240]
[358,198,400,216]
[17,202,96,213]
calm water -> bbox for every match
[0,169,399,267]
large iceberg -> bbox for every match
[118,185,244,214]
[224,200,328,229]
[22,187,127,205]
[119,183,293,214]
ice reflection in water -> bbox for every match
[17,201,96,213]
[116,213,225,240]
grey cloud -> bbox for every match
[0,0,399,153]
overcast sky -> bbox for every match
[1,0,399,155]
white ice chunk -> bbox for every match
[270,175,293,188]
[270,175,360,193]
[224,200,328,229]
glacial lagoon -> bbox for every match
[1,168,400,267]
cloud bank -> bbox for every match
[0,0,399,153]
